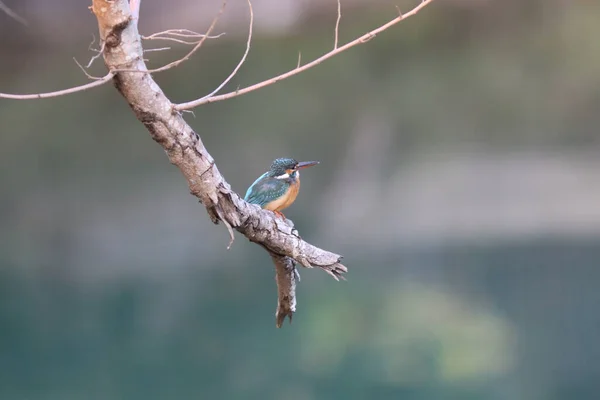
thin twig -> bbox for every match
[216,206,236,249]
[297,52,302,68]
[144,29,225,39]
[86,41,106,68]
[0,0,28,26]
[184,0,253,104]
[114,1,226,74]
[144,47,171,53]
[144,37,211,46]
[175,0,435,110]
[88,34,97,51]
[142,30,225,46]
[334,0,341,49]
[73,58,104,80]
[0,73,114,100]
[144,37,198,45]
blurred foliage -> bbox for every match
[1,0,600,399]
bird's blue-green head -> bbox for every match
[268,158,320,179]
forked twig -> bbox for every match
[86,41,106,68]
[113,0,226,74]
[74,58,105,80]
[143,29,225,46]
[144,29,225,39]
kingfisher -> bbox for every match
[244,158,320,219]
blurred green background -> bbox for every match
[1,0,600,399]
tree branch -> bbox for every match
[174,0,435,110]
[334,0,341,50]
[142,29,226,46]
[91,0,347,325]
[0,72,114,100]
[270,253,299,328]
[112,1,226,74]
[1,0,437,326]
[0,0,28,26]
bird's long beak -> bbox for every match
[296,161,320,170]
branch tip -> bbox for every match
[0,0,28,26]
[334,0,342,49]
[215,206,235,249]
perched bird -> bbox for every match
[244,157,319,219]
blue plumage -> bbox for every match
[244,158,319,216]
[244,172,290,207]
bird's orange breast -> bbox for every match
[264,179,300,212]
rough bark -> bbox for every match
[270,253,299,328]
[91,0,347,325]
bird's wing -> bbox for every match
[244,172,269,200]
[244,173,289,208]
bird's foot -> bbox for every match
[273,210,286,220]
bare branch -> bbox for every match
[175,0,435,110]
[334,0,341,49]
[0,0,435,324]
[144,37,198,46]
[88,34,98,51]
[185,0,253,104]
[73,57,105,80]
[91,0,347,324]
[85,41,106,68]
[215,206,235,249]
[144,29,225,40]
[142,30,225,46]
[113,1,226,74]
[1,34,111,100]
[0,0,28,26]
[144,46,171,53]
[3,0,435,324]
[0,73,114,100]
[271,253,298,328]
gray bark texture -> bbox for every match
[91,0,347,326]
